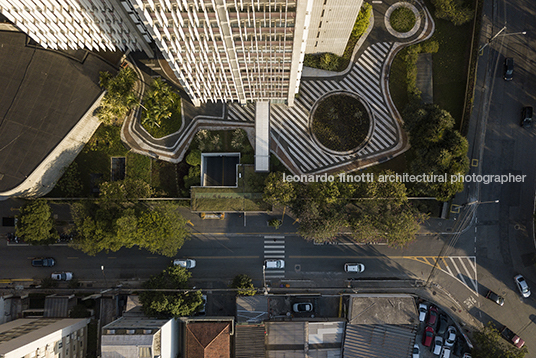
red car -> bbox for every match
[427,305,438,327]
[422,326,434,347]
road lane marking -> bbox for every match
[67,257,79,259]
[188,256,259,259]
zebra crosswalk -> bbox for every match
[406,256,478,294]
[226,42,402,174]
[264,235,286,279]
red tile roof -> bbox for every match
[186,322,231,358]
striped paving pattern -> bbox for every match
[264,235,285,279]
[227,42,401,174]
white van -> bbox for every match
[265,259,285,269]
[440,347,451,358]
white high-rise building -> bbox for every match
[0,0,362,107]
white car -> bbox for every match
[265,259,285,269]
[514,275,531,298]
[432,336,443,356]
[173,259,196,269]
[418,303,428,322]
[293,303,313,312]
[344,263,365,273]
[412,343,420,358]
[445,326,456,347]
[51,272,73,281]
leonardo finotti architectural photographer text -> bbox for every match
[282,173,526,184]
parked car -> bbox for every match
[412,343,420,358]
[504,57,514,81]
[514,274,531,298]
[432,336,443,355]
[436,314,448,335]
[344,263,365,273]
[265,259,285,269]
[444,326,456,347]
[485,290,504,306]
[31,257,55,267]
[427,305,439,327]
[422,326,434,347]
[173,259,196,268]
[521,106,533,128]
[51,272,73,281]
[462,354,472,358]
[418,303,428,322]
[500,326,525,348]
[293,303,313,312]
[198,294,207,315]
[440,347,452,358]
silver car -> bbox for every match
[514,275,531,298]
[51,272,73,281]
[173,259,196,268]
[418,303,428,322]
[344,263,365,273]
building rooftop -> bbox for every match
[185,321,231,358]
[0,31,115,193]
[348,294,419,325]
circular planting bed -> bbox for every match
[389,5,416,33]
[311,93,371,153]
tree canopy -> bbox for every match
[96,67,138,125]
[71,179,189,256]
[230,274,257,296]
[139,266,204,318]
[403,102,469,201]
[263,171,426,246]
[141,78,180,129]
[432,0,474,26]
[472,323,528,358]
[16,199,59,245]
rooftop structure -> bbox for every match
[0,318,89,358]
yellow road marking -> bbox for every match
[471,159,479,167]
[0,279,34,283]
[187,220,194,227]
[192,256,259,259]
[451,204,461,214]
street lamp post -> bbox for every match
[479,26,527,54]
[101,265,108,288]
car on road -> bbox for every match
[173,259,196,269]
[504,57,514,81]
[485,290,504,306]
[436,314,448,335]
[265,259,285,269]
[293,303,313,313]
[344,263,365,273]
[412,343,420,358]
[444,326,456,347]
[418,303,428,322]
[427,305,438,327]
[432,336,443,355]
[521,107,533,128]
[422,326,434,347]
[500,326,525,348]
[31,257,55,267]
[514,274,531,298]
[51,272,73,281]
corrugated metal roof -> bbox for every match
[343,324,416,358]
[235,324,266,358]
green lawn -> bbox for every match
[427,6,473,126]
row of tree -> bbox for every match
[263,171,427,246]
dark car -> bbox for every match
[504,57,514,81]
[500,326,525,348]
[485,290,505,306]
[31,257,56,267]
[521,106,533,128]
[427,305,439,327]
[422,326,435,347]
[436,314,448,335]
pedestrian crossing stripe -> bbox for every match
[226,42,402,174]
[404,256,478,293]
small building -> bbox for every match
[0,318,89,358]
[183,319,233,358]
[101,316,178,358]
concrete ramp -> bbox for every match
[255,101,270,172]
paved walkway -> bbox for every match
[121,0,436,174]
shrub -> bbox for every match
[352,2,372,38]
[186,149,201,167]
[390,6,416,33]
[432,0,474,26]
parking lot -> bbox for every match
[415,299,471,358]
